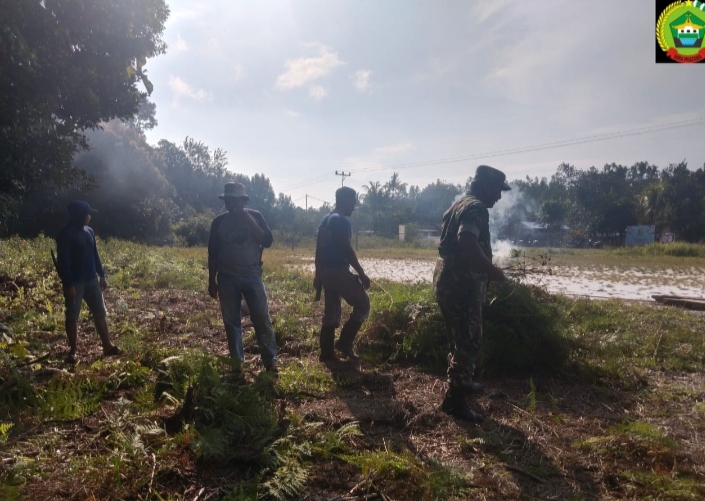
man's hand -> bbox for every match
[66,286,76,300]
[99,276,108,292]
[488,265,507,282]
[359,272,371,290]
[313,275,321,291]
[208,282,218,299]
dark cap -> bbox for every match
[68,200,97,219]
[474,165,511,191]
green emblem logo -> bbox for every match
[657,1,705,62]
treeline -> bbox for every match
[514,161,705,243]
[354,160,705,244]
[5,119,705,246]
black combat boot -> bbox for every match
[441,389,485,422]
[334,319,363,361]
[319,326,338,362]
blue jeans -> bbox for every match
[217,273,277,366]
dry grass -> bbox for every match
[1,237,705,500]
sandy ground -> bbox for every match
[298,258,705,301]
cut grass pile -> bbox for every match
[1,237,705,500]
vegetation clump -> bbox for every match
[362,279,571,377]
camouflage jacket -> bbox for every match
[437,193,492,286]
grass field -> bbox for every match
[1,236,705,500]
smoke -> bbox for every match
[489,183,537,263]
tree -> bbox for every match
[158,138,230,213]
[414,180,462,227]
[384,172,408,199]
[0,0,169,216]
[360,181,391,232]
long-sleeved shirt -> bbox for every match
[56,224,105,286]
[208,209,273,276]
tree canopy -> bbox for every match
[0,0,169,220]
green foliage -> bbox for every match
[276,360,335,397]
[40,376,104,421]
[482,280,570,376]
[162,353,279,461]
[0,0,169,224]
[340,448,475,501]
[364,280,571,376]
[611,242,705,258]
[526,378,537,414]
[260,432,310,501]
[565,298,705,374]
[173,211,215,246]
[0,422,13,442]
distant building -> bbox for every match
[504,221,570,247]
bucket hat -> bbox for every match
[218,182,250,201]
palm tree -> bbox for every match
[384,172,408,199]
[362,181,391,232]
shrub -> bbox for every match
[362,280,571,377]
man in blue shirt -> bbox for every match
[314,186,371,362]
[56,201,121,364]
[208,182,278,373]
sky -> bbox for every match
[143,0,705,208]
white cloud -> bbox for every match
[285,109,300,118]
[168,76,213,105]
[174,33,188,52]
[373,142,413,157]
[275,47,344,89]
[309,85,328,101]
[353,70,372,92]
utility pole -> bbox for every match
[335,170,351,186]
[305,194,308,211]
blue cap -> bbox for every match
[68,200,97,220]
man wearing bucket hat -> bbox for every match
[55,200,122,364]
[208,182,278,372]
[433,165,510,422]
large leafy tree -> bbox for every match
[0,0,169,217]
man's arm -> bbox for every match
[313,226,324,288]
[207,219,220,298]
[90,229,108,291]
[338,235,371,289]
[246,210,273,247]
[458,232,505,281]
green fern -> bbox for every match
[260,432,311,501]
[527,377,537,414]
[40,377,104,421]
[260,455,308,501]
[0,422,14,442]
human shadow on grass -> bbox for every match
[454,411,602,501]
[322,359,403,427]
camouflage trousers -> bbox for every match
[433,259,484,391]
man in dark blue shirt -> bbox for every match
[314,186,370,362]
[56,201,121,364]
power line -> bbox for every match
[276,115,705,196]
[348,116,705,175]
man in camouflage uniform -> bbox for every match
[434,165,510,422]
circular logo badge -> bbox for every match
[657,1,705,63]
